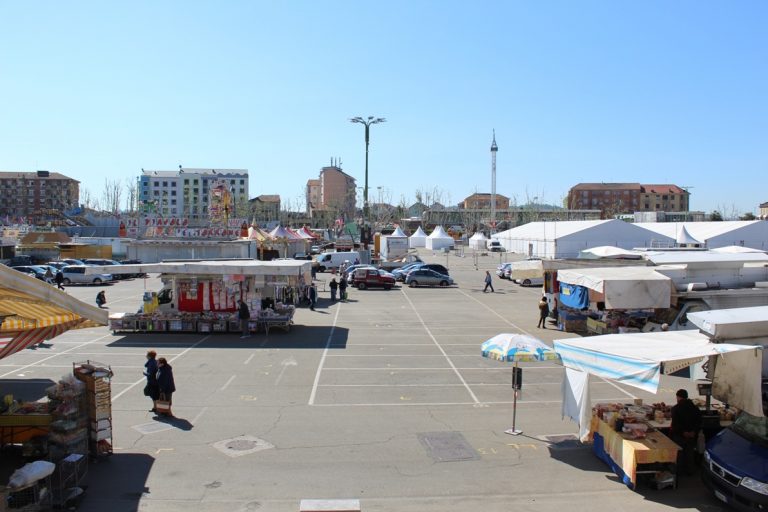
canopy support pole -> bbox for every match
[505,361,522,436]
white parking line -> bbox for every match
[308,304,342,405]
[220,375,236,391]
[244,354,255,365]
[400,289,480,404]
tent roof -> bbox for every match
[469,232,488,240]
[494,220,616,241]
[0,265,108,360]
[509,260,544,279]
[554,330,760,390]
[270,226,302,239]
[710,245,766,254]
[676,225,702,245]
[644,251,768,266]
[428,225,452,239]
[578,246,643,259]
[389,227,407,237]
[410,227,427,238]
[247,226,272,241]
[636,221,764,243]
[557,266,671,309]
[86,259,311,276]
[688,306,768,339]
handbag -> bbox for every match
[143,384,152,397]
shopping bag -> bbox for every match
[156,400,171,413]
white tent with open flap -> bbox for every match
[409,226,428,248]
[557,266,673,310]
[468,232,488,250]
[426,225,455,251]
[554,330,764,441]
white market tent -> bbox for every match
[426,225,455,251]
[554,330,764,440]
[676,225,702,247]
[557,266,673,309]
[493,220,673,259]
[409,226,428,248]
[578,246,644,260]
[509,259,545,280]
[711,245,767,254]
[468,231,488,250]
[635,221,768,251]
[390,226,407,237]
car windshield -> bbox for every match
[731,412,768,447]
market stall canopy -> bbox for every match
[247,226,272,242]
[426,225,455,250]
[86,259,311,277]
[688,306,768,340]
[578,246,643,260]
[509,259,544,279]
[676,225,702,245]
[468,232,488,250]
[269,226,302,240]
[389,226,407,237]
[710,245,767,254]
[555,330,764,440]
[0,265,108,360]
[557,266,672,309]
[299,226,321,239]
[409,226,428,248]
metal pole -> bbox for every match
[364,124,370,224]
[506,361,522,436]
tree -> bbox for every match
[740,212,757,221]
[100,179,122,215]
[710,210,723,221]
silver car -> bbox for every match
[405,269,454,288]
[60,265,113,285]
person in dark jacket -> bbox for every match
[308,284,317,311]
[156,357,176,417]
[144,350,160,412]
[329,278,338,301]
[483,270,494,293]
[339,276,348,301]
[96,291,106,308]
[238,299,251,339]
[54,270,65,290]
[537,296,550,328]
[671,388,702,475]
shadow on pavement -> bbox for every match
[0,378,55,402]
[83,452,155,510]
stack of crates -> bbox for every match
[73,361,113,458]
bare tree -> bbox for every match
[124,178,139,214]
[80,187,93,210]
[100,179,122,215]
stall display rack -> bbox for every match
[1,474,53,511]
[73,361,113,459]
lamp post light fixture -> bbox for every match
[349,115,386,225]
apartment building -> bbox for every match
[306,163,356,221]
[462,192,510,210]
[567,183,690,217]
[139,168,249,222]
[0,171,80,220]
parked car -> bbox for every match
[292,252,313,260]
[351,268,396,290]
[405,269,454,288]
[8,255,34,266]
[420,264,449,276]
[514,277,544,287]
[46,261,70,271]
[120,259,147,278]
[487,239,504,252]
[60,265,113,285]
[10,265,48,281]
[60,258,87,266]
[344,264,375,284]
[310,245,322,255]
[496,262,513,279]
[84,259,129,279]
[392,262,425,281]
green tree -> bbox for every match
[709,210,724,221]
[740,212,757,221]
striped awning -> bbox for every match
[0,265,107,360]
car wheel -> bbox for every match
[439,280,448,287]
[318,266,326,273]
[409,281,418,288]
[384,285,392,290]
[93,278,102,285]
[63,278,71,285]
[357,282,367,290]
[522,279,531,286]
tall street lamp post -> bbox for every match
[349,116,386,225]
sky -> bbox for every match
[1,1,766,216]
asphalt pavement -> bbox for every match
[0,248,727,511]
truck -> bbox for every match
[688,307,768,511]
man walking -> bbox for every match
[54,270,65,290]
[483,271,494,293]
[537,296,550,328]
[238,299,251,338]
[309,283,317,311]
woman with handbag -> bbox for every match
[156,357,176,417]
[143,350,160,412]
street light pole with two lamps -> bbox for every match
[349,115,386,226]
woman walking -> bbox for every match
[156,357,176,417]
[143,350,160,412]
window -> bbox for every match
[240,179,245,185]
[171,190,176,196]
[172,182,177,187]
[163,181,168,187]
[171,199,176,205]
[193,179,198,185]
[154,191,159,196]
[239,188,244,194]
[184,179,189,185]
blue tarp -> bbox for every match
[559,283,589,309]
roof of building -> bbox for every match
[635,221,765,242]
[464,192,510,200]
[0,171,78,182]
[320,166,356,182]
[307,179,320,186]
[570,183,642,191]
[760,202,768,208]
[20,231,72,245]
[142,168,248,177]
[641,184,687,194]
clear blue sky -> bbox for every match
[1,1,766,215]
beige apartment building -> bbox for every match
[306,164,356,221]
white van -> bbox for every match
[314,251,359,272]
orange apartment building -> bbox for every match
[567,183,690,218]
